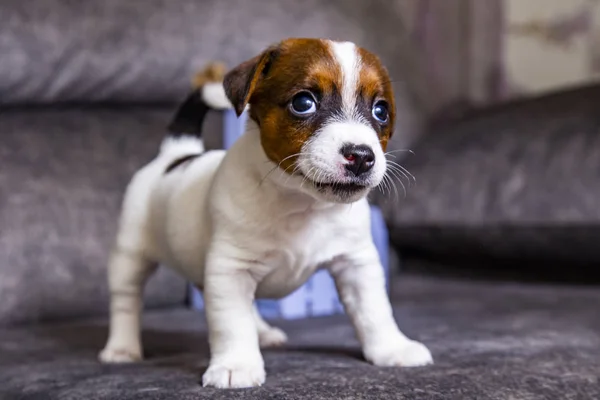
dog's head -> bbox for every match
[224,38,395,203]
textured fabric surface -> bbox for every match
[0,0,422,149]
[0,0,405,105]
[0,273,599,399]
[376,84,600,261]
[0,106,223,326]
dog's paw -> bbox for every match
[366,339,433,367]
[99,346,142,364]
[202,362,266,389]
[259,326,288,348]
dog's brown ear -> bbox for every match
[223,46,277,116]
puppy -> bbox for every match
[99,38,433,388]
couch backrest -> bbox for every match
[0,0,412,105]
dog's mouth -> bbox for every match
[290,169,373,202]
[295,173,369,196]
[312,180,368,194]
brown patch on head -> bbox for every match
[224,38,342,172]
[356,47,396,151]
[251,39,345,173]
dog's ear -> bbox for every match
[223,46,277,116]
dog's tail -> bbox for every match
[160,62,232,160]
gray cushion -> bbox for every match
[0,106,210,326]
[1,273,599,399]
[376,84,600,263]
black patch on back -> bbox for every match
[164,154,202,174]
[167,89,210,136]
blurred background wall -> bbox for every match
[396,0,600,127]
[505,0,600,97]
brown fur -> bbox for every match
[357,47,396,150]
[223,51,274,116]
[223,38,395,173]
[192,61,227,88]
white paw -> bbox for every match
[98,346,142,364]
[366,340,433,367]
[259,326,288,348]
[202,362,266,389]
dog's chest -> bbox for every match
[253,210,349,299]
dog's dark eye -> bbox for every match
[372,101,389,123]
[290,92,317,116]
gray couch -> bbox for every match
[1,1,599,399]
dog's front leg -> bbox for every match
[202,252,265,389]
[330,244,433,368]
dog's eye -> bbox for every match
[372,101,389,124]
[290,92,317,116]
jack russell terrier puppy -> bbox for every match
[99,38,433,388]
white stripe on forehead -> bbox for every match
[329,41,361,120]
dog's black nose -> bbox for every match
[341,144,375,177]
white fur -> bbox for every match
[100,43,432,388]
[159,135,204,156]
[330,41,360,120]
[298,121,387,196]
[202,82,233,109]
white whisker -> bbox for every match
[386,169,406,198]
[387,161,416,183]
[384,149,415,156]
[387,166,412,188]
[259,152,311,187]
[377,174,391,197]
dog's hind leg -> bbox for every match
[253,304,288,348]
[99,247,157,363]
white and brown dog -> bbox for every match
[99,38,433,388]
